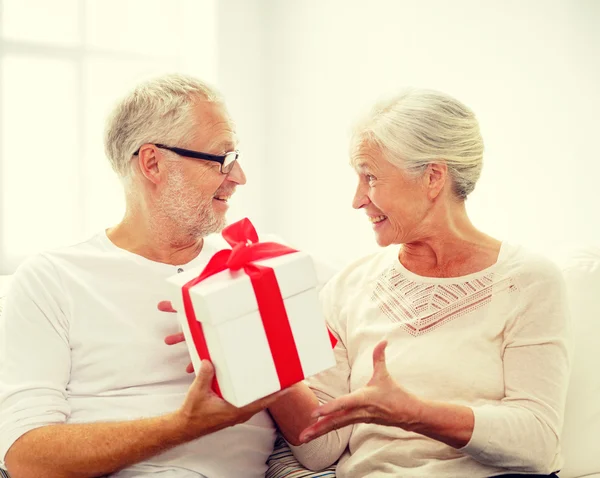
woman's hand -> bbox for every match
[299,340,423,443]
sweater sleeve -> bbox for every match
[287,278,352,471]
[461,257,571,474]
[0,254,72,469]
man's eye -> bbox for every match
[366,174,376,182]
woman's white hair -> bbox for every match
[352,88,484,199]
[104,73,224,178]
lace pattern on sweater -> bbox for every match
[371,264,517,336]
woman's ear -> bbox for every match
[426,162,448,200]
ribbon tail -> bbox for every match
[246,264,304,389]
[181,294,223,398]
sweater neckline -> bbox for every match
[390,242,511,285]
[96,230,218,271]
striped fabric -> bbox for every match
[0,469,8,478]
[266,435,337,478]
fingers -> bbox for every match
[299,419,332,443]
[163,331,192,374]
[372,340,389,376]
[300,409,360,442]
[164,332,186,345]
[158,301,177,313]
[164,334,192,373]
[194,360,215,391]
[311,394,361,419]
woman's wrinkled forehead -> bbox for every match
[349,137,383,170]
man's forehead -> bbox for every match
[194,101,234,126]
[193,101,238,149]
[211,135,238,151]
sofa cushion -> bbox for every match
[0,275,9,315]
[558,246,600,478]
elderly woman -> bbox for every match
[286,89,571,477]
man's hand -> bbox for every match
[5,332,284,478]
[158,300,284,436]
[158,300,194,373]
[174,358,286,439]
[158,300,313,444]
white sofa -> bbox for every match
[0,246,599,477]
[556,246,600,478]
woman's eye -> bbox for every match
[366,174,376,182]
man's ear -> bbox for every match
[136,144,162,185]
[425,162,448,200]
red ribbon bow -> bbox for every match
[181,218,306,398]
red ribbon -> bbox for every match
[181,218,306,398]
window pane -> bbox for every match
[1,0,80,46]
[85,0,186,56]
[82,57,182,236]
[1,56,80,257]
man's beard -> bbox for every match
[157,170,227,240]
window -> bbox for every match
[0,0,218,273]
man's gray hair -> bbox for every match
[104,73,224,178]
[352,88,484,199]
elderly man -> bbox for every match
[0,74,319,478]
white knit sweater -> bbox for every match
[291,242,571,478]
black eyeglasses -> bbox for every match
[133,143,239,174]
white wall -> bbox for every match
[2,1,598,272]
[215,0,271,231]
[254,0,600,268]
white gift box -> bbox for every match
[166,250,336,407]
